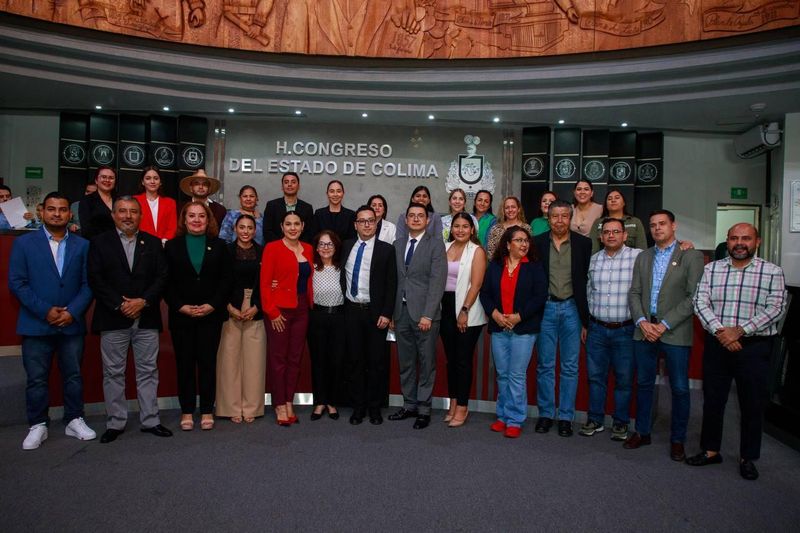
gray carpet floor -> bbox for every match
[1,399,799,533]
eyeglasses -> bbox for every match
[511,238,530,244]
[355,218,376,226]
[317,242,335,249]
[602,229,623,236]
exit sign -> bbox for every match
[731,187,748,200]
[25,166,43,179]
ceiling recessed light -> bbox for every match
[95,105,102,110]
[492,117,500,123]
[428,114,435,120]
[162,106,170,112]
[228,108,235,113]
[361,112,369,118]
[558,119,565,124]
[620,122,628,127]
[294,110,302,115]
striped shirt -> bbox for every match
[693,256,787,337]
[650,239,677,315]
[587,245,642,322]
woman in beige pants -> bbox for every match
[216,214,266,423]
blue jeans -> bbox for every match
[491,331,537,427]
[633,339,690,442]
[585,322,634,425]
[22,334,85,426]
[536,299,582,421]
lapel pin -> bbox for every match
[672,261,677,266]
[139,240,145,245]
[207,246,212,251]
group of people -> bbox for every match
[7,169,787,481]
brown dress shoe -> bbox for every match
[623,432,652,449]
[670,442,686,462]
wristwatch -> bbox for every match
[460,306,469,314]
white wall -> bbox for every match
[0,114,60,209]
[663,133,766,249]
[779,113,800,286]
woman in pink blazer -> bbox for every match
[134,166,177,243]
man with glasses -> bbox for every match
[580,218,642,440]
[533,199,592,437]
[341,206,397,425]
[263,172,314,243]
[389,203,446,429]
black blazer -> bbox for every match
[311,206,356,242]
[88,229,168,332]
[262,197,314,244]
[480,259,547,334]
[164,235,233,329]
[339,237,397,322]
[79,191,115,241]
[534,230,592,326]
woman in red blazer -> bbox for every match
[261,211,313,426]
[134,166,177,243]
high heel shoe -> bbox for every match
[200,416,214,430]
[275,406,290,426]
[288,415,299,425]
[443,399,457,423]
[180,416,194,431]
[310,406,324,421]
[449,406,469,428]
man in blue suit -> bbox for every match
[9,191,96,450]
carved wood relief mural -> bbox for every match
[2,1,798,59]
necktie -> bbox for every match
[405,238,417,267]
[350,241,366,297]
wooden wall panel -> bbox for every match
[3,1,798,59]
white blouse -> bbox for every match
[312,265,344,306]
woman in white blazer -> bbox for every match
[440,212,488,427]
[368,194,396,244]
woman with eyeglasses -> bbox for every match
[472,189,496,247]
[261,211,314,426]
[368,194,396,244]
[530,190,557,237]
[307,230,345,421]
[480,226,547,438]
[79,165,117,241]
[440,213,487,427]
[485,196,531,258]
[587,188,647,253]
[215,214,265,424]
[395,185,443,241]
[218,185,265,246]
[134,166,177,244]
[571,180,603,237]
[441,188,478,242]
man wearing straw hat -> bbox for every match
[179,169,226,228]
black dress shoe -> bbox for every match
[310,411,323,421]
[557,420,573,437]
[534,417,553,434]
[412,415,431,429]
[739,460,759,480]
[100,428,124,443]
[349,414,364,425]
[685,452,723,466]
[140,424,173,437]
[369,414,383,425]
[328,410,340,420]
[388,408,418,421]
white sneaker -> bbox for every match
[22,423,48,450]
[65,417,96,441]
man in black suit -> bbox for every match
[263,172,314,243]
[341,205,397,425]
[533,199,592,437]
[88,196,172,443]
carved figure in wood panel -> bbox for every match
[1,0,798,58]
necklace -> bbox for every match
[506,260,519,277]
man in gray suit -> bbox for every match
[88,197,172,443]
[625,209,703,461]
[388,203,447,429]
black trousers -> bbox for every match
[307,307,345,406]
[171,322,223,415]
[345,302,388,416]
[439,292,482,406]
[700,333,774,461]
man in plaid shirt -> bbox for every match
[687,223,787,481]
[580,218,642,440]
